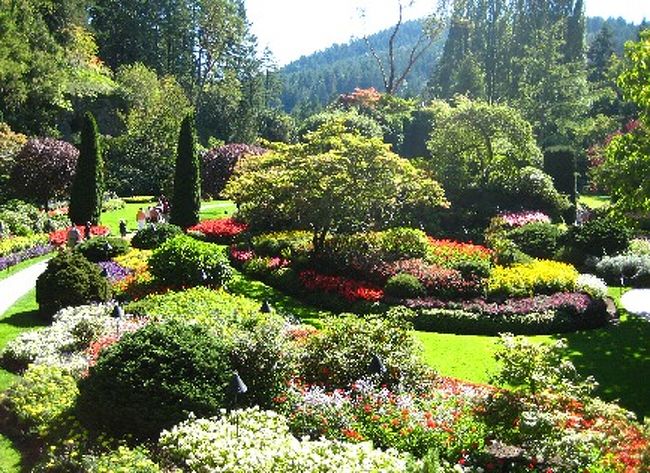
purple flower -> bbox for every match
[97,261,132,283]
[0,244,55,272]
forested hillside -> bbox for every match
[280,16,641,115]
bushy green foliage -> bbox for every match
[75,236,130,262]
[69,112,104,225]
[298,109,383,139]
[251,230,313,257]
[149,235,232,288]
[169,114,200,228]
[300,314,433,391]
[507,222,565,259]
[87,447,160,473]
[384,273,426,299]
[225,122,447,250]
[2,365,79,439]
[0,122,27,202]
[0,199,64,236]
[126,287,297,408]
[77,321,231,442]
[567,214,633,258]
[131,223,182,249]
[36,251,111,317]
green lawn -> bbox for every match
[0,289,42,473]
[100,199,236,235]
[578,194,610,209]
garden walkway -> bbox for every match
[0,260,48,316]
[621,289,650,321]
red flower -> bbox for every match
[188,218,248,241]
[48,225,109,246]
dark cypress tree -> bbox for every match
[69,112,104,225]
[564,0,585,62]
[170,114,200,228]
[587,24,615,82]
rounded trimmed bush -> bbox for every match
[384,273,426,299]
[131,223,182,250]
[148,235,232,288]
[507,222,565,259]
[76,321,231,442]
[35,252,111,317]
[75,236,130,262]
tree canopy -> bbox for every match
[225,120,448,252]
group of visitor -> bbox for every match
[136,195,170,230]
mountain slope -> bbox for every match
[279,16,640,116]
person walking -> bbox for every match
[67,226,82,248]
[119,219,128,238]
[136,208,146,230]
[84,221,92,240]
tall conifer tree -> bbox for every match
[170,114,201,228]
[69,112,104,225]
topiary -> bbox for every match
[148,235,232,288]
[131,223,182,249]
[75,236,130,262]
[169,114,201,229]
[76,321,231,442]
[506,222,565,259]
[384,273,426,299]
[35,251,111,317]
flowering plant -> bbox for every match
[0,243,54,271]
[497,211,551,227]
[159,407,411,472]
[299,270,384,302]
[48,225,109,246]
[427,238,493,271]
[487,260,578,297]
[187,217,248,242]
[0,234,49,256]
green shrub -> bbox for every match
[76,321,231,442]
[126,288,297,408]
[131,223,182,249]
[75,236,130,262]
[0,199,47,236]
[567,215,633,259]
[2,365,78,439]
[36,251,111,317]
[251,230,313,257]
[507,222,565,259]
[300,314,433,392]
[242,256,274,279]
[384,273,426,299]
[148,235,232,288]
[87,447,160,473]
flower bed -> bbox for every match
[299,270,384,302]
[187,217,248,243]
[48,225,109,246]
[0,243,54,272]
[0,234,49,256]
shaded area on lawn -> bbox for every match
[559,313,650,420]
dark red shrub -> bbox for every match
[201,144,266,198]
[9,137,79,208]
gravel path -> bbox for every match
[0,260,49,316]
[621,289,650,321]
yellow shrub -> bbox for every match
[487,260,578,297]
[113,248,151,273]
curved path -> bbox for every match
[0,260,49,316]
[621,289,650,321]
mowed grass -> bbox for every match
[100,199,236,235]
[579,194,610,209]
[0,289,42,473]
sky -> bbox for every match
[245,0,650,66]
